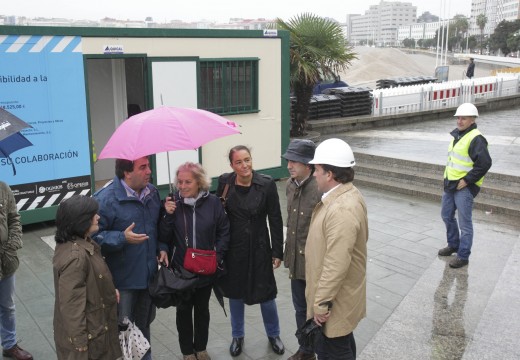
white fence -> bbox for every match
[372,73,520,116]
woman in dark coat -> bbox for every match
[216,145,285,357]
[53,195,121,360]
[159,162,230,360]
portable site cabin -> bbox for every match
[0,26,290,224]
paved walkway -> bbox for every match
[10,107,520,359]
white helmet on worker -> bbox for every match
[309,138,356,167]
[454,103,479,117]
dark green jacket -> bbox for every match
[0,181,22,280]
[284,175,321,280]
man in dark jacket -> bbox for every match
[282,140,321,360]
[438,103,492,268]
[466,58,475,79]
[0,181,33,360]
[93,157,168,360]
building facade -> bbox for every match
[347,1,417,46]
[469,0,520,36]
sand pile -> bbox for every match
[338,46,485,89]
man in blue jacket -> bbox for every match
[438,103,492,268]
[93,156,168,360]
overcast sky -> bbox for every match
[2,0,471,23]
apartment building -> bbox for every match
[347,0,417,46]
[397,21,444,42]
[469,0,520,36]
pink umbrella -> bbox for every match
[98,106,241,161]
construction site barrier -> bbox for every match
[372,74,520,116]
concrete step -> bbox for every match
[354,152,520,217]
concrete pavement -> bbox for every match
[9,106,520,359]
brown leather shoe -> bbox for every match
[3,344,33,360]
[288,349,316,360]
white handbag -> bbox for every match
[118,317,151,360]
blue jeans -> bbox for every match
[291,279,313,354]
[441,188,474,260]
[0,274,16,350]
[229,298,280,338]
[118,289,156,360]
[316,331,356,360]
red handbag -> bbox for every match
[184,248,217,275]
[181,205,217,275]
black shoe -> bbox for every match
[438,246,458,256]
[229,337,244,357]
[268,336,285,355]
[449,257,469,268]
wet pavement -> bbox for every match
[10,107,520,359]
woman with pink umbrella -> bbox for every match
[159,162,230,360]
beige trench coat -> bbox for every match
[305,182,368,338]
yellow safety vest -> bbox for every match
[444,128,485,187]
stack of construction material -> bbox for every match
[290,94,342,121]
[308,94,342,119]
[376,76,437,89]
[322,86,373,117]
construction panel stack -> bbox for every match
[376,75,437,89]
[308,94,342,120]
[322,86,373,117]
[290,94,342,121]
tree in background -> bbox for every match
[274,13,356,136]
[452,15,469,52]
[433,15,469,52]
[490,19,520,55]
[417,11,439,23]
[476,14,488,54]
[402,38,416,48]
[507,30,520,54]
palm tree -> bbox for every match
[476,14,488,54]
[274,13,357,137]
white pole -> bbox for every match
[439,0,445,67]
[444,0,451,65]
[436,0,443,67]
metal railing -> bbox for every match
[371,73,520,116]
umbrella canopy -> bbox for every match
[0,108,33,140]
[98,106,241,161]
[0,108,34,175]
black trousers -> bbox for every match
[316,331,356,360]
[176,284,213,355]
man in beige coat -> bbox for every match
[305,139,368,359]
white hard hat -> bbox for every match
[454,103,479,117]
[309,138,356,167]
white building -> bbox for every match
[347,1,417,46]
[469,0,520,36]
[397,20,455,43]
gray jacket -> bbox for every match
[0,181,22,280]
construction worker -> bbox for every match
[438,103,492,268]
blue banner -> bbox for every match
[0,35,91,195]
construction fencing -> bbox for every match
[372,73,520,116]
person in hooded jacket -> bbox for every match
[53,195,122,360]
[159,162,230,360]
[216,145,285,357]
